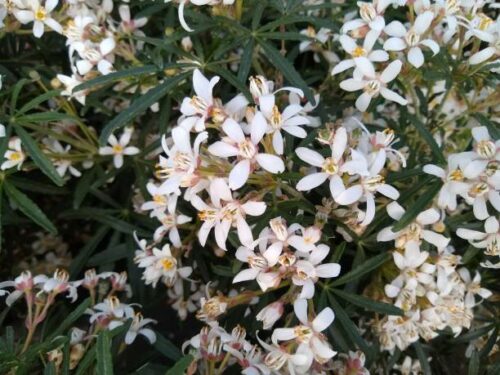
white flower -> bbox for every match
[271,299,337,364]
[208,116,285,190]
[332,30,389,75]
[14,0,63,38]
[377,201,450,249]
[1,137,26,170]
[190,179,266,249]
[57,74,87,105]
[341,0,392,33]
[141,182,169,215]
[74,37,116,75]
[152,195,192,246]
[383,11,439,68]
[38,269,79,302]
[296,127,348,198]
[124,312,157,345]
[458,268,492,308]
[0,271,41,306]
[43,138,81,177]
[468,18,499,65]
[233,244,282,291]
[135,244,192,287]
[89,296,135,325]
[99,127,140,168]
[157,127,208,195]
[256,301,284,329]
[292,244,341,299]
[457,216,499,257]
[340,59,407,112]
[258,93,310,155]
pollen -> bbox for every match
[161,257,176,271]
[352,46,366,57]
[112,144,124,154]
[35,7,46,21]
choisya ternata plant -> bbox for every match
[0,0,498,373]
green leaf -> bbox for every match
[257,39,315,103]
[69,226,109,277]
[16,112,78,123]
[74,65,160,92]
[16,90,62,115]
[99,73,189,144]
[47,298,91,340]
[332,289,404,316]
[153,333,182,361]
[468,350,479,375]
[331,252,391,287]
[409,115,446,164]
[44,362,56,375]
[166,355,194,375]
[96,331,114,375]
[73,168,96,209]
[413,341,431,375]
[13,124,65,186]
[3,181,57,234]
[10,78,30,115]
[472,113,500,140]
[237,38,255,83]
[88,244,128,266]
[392,180,443,232]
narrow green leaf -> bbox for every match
[468,350,479,375]
[10,78,29,115]
[392,181,443,232]
[13,124,65,186]
[332,289,404,316]
[409,115,446,164]
[99,73,189,144]
[73,168,96,209]
[413,341,432,375]
[17,112,78,123]
[44,362,56,375]
[47,298,91,340]
[331,252,391,287]
[17,90,61,115]
[472,113,500,140]
[166,354,194,375]
[257,39,314,103]
[208,65,252,101]
[74,65,160,92]
[96,331,114,375]
[3,181,57,234]
[154,333,182,361]
[237,38,255,83]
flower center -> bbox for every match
[190,96,210,114]
[238,139,257,159]
[405,30,420,47]
[35,7,46,21]
[322,157,338,175]
[359,4,377,23]
[448,168,464,181]
[363,175,384,191]
[365,80,381,95]
[248,255,268,270]
[476,140,496,159]
[270,106,282,129]
[9,152,22,161]
[173,152,192,170]
[198,209,217,221]
[352,46,366,57]
[153,194,167,205]
[485,161,499,177]
[294,325,313,343]
[161,257,176,271]
[468,182,488,197]
[112,144,124,154]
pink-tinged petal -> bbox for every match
[383,37,407,51]
[271,328,296,344]
[308,244,330,265]
[485,216,499,233]
[369,50,389,62]
[193,69,216,103]
[393,251,406,270]
[119,4,131,21]
[416,208,440,225]
[353,57,376,78]
[44,18,62,34]
[283,125,307,138]
[489,191,500,212]
[473,198,489,220]
[264,242,282,266]
[360,193,376,226]
[332,127,347,162]
[250,111,268,145]
[386,201,405,220]
[335,185,363,205]
[370,149,386,175]
[235,246,255,262]
[272,131,284,155]
[310,336,337,360]
[384,21,407,37]
[471,126,490,142]
[369,16,385,31]
[281,104,303,121]
[413,11,434,35]
[229,159,251,190]
[241,201,266,216]
[463,160,488,179]
[380,60,402,83]
[209,178,232,205]
[297,173,329,191]
[377,227,398,241]
[339,34,358,53]
[408,46,425,68]
[340,78,365,92]
[456,228,487,241]
[208,141,238,157]
[237,216,254,246]
[258,94,275,117]
[420,39,439,55]
[331,59,356,75]
[293,298,309,325]
[296,147,324,167]
[469,47,495,65]
[172,127,191,153]
[215,219,231,250]
[315,263,341,278]
[423,164,445,178]
[376,184,400,199]
[298,279,315,299]
[254,154,284,174]
[114,154,124,169]
[312,307,335,332]
[422,230,450,249]
[100,37,116,56]
[329,174,345,198]
[385,284,400,298]
[380,88,408,106]
[223,118,245,142]
[233,268,259,283]
[363,29,380,50]
[355,92,372,112]
[341,19,366,33]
